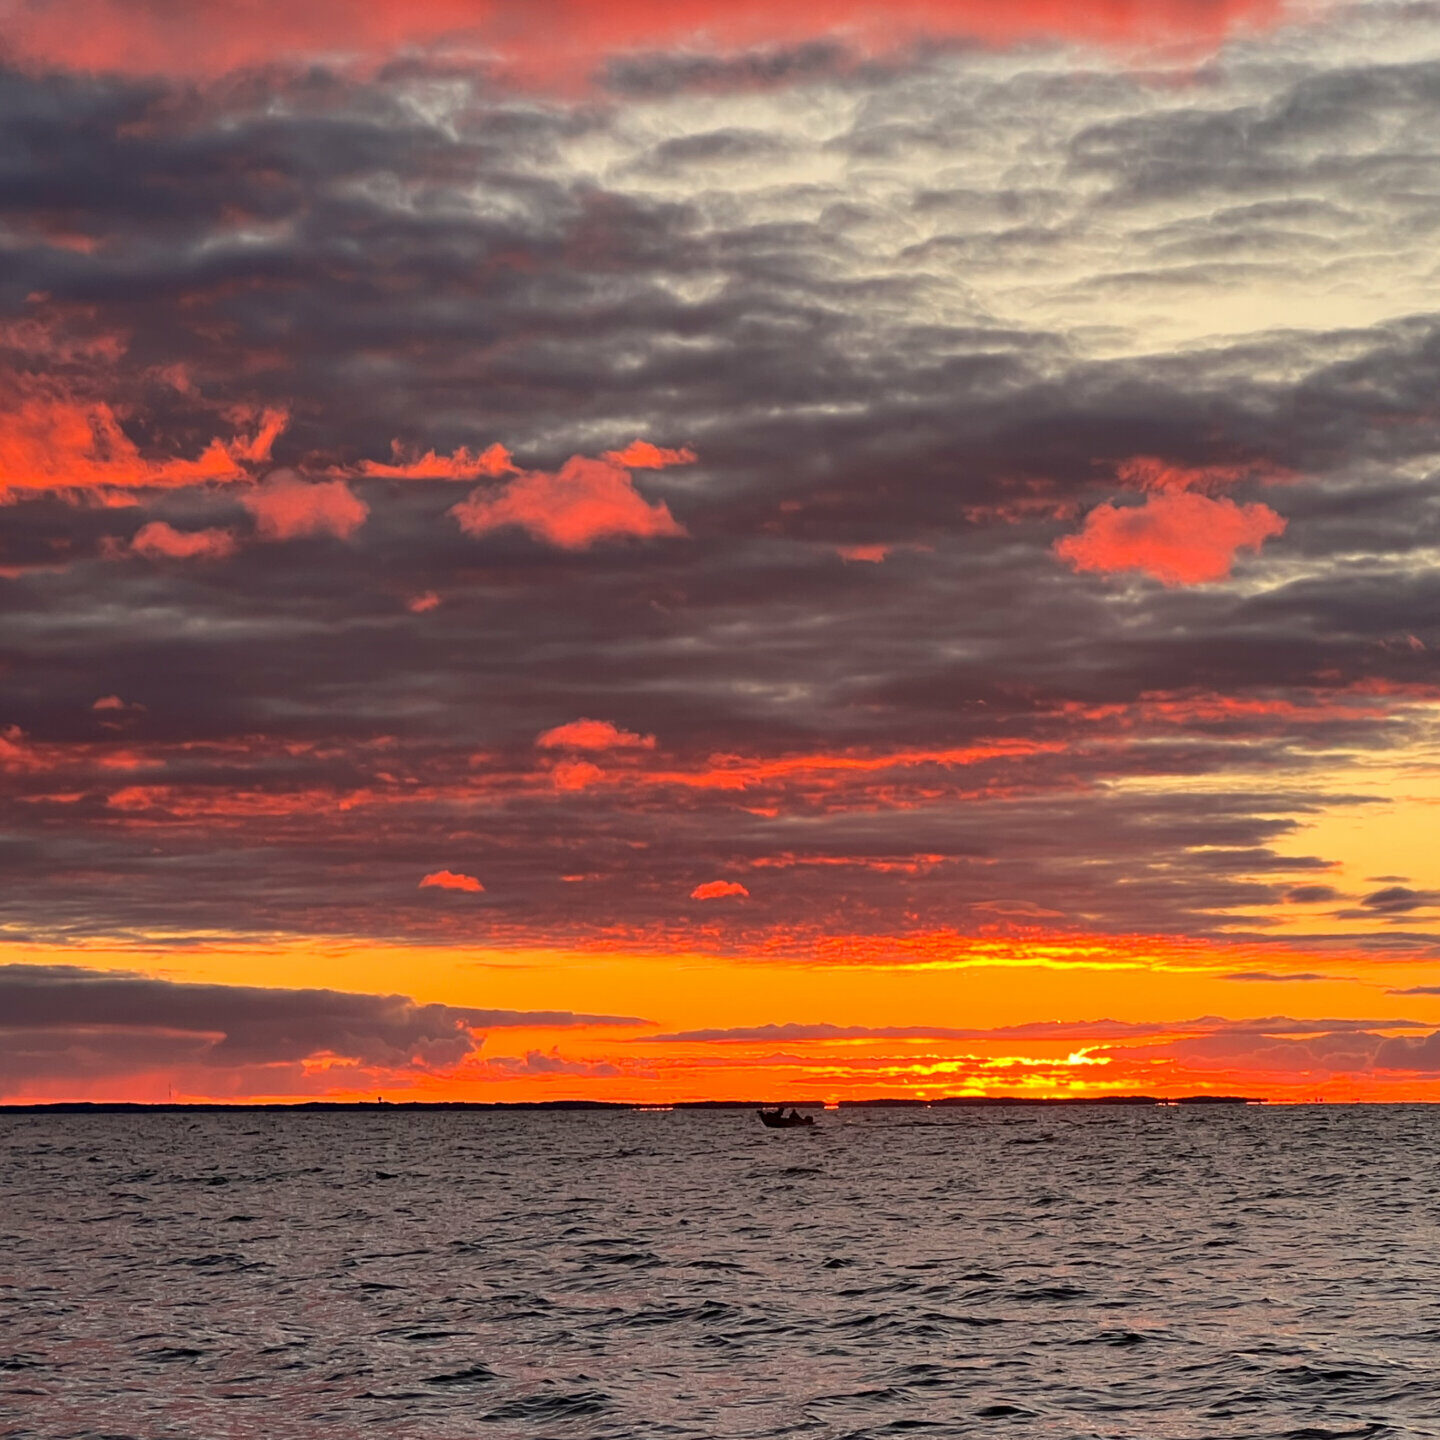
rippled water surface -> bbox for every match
[4,1106,1440,1438]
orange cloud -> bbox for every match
[601,440,697,470]
[407,590,442,613]
[360,443,517,481]
[837,544,891,563]
[536,718,657,751]
[128,522,238,561]
[450,453,686,549]
[1055,489,1286,586]
[240,471,369,541]
[419,870,485,893]
[691,880,750,899]
[0,383,285,503]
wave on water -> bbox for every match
[2,1106,1437,1438]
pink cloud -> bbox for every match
[0,0,1289,87]
[407,590,442,613]
[1055,489,1286,586]
[601,440,697,469]
[691,880,750,900]
[361,443,517,480]
[837,544,891,563]
[419,870,484,893]
[92,695,126,711]
[129,522,238,561]
[450,453,686,550]
[536,718,657,751]
[240,471,369,541]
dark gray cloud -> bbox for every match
[1154,1026,1428,1075]
[1285,885,1341,904]
[0,963,646,1088]
[1362,887,1437,914]
[641,1015,1431,1043]
[1373,1030,1440,1072]
[1164,1023,1440,1077]
[1221,971,1335,982]
[602,40,857,98]
[1334,887,1440,920]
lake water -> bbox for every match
[3,1106,1439,1438]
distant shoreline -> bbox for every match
[0,1094,1263,1114]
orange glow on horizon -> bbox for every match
[5,928,1440,1106]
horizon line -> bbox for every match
[2,1094,1274,1114]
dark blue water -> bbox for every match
[3,1107,1439,1438]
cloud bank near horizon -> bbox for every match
[8,973,1440,1101]
[0,964,649,1099]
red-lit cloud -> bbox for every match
[0,383,284,503]
[360,444,517,481]
[635,738,1064,792]
[550,759,606,791]
[1055,458,1289,585]
[240,471,369,541]
[420,870,485,892]
[691,880,750,899]
[537,718,658,751]
[602,440,697,469]
[450,453,686,549]
[128,522,238,561]
[0,726,36,772]
[0,0,1289,83]
[1113,455,1294,494]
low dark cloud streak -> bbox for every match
[0,964,647,1074]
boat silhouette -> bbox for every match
[757,1107,815,1129]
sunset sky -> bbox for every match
[3,0,1440,1104]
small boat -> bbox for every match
[757,1107,816,1129]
